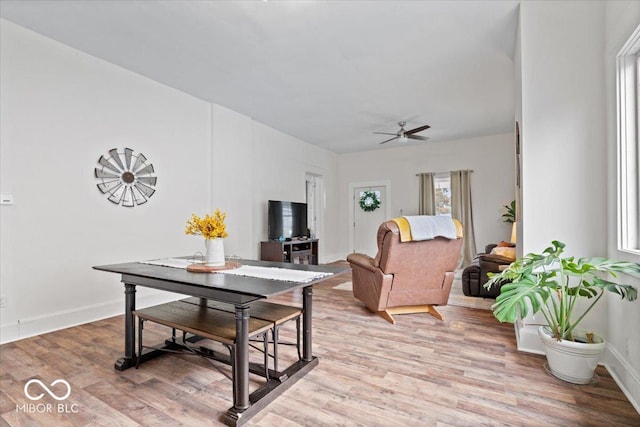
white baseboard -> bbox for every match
[0,291,184,345]
[604,344,640,413]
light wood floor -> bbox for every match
[1,267,639,426]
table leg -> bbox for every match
[233,303,250,411]
[225,290,318,426]
[114,283,136,371]
[302,286,313,362]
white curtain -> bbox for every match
[418,173,436,215]
[450,170,477,268]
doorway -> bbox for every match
[349,182,390,257]
[305,173,323,240]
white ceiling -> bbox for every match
[0,0,519,154]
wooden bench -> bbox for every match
[133,300,273,377]
[181,297,302,373]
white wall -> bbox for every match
[519,1,607,258]
[210,104,254,259]
[604,0,640,411]
[0,20,212,342]
[519,1,608,338]
[336,134,515,258]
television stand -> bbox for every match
[260,239,318,265]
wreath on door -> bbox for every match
[359,191,381,212]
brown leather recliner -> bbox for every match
[346,219,463,324]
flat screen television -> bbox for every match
[268,200,308,240]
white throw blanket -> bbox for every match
[403,215,457,241]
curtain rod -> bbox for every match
[416,169,474,176]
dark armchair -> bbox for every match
[461,244,515,298]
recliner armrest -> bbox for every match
[346,253,377,272]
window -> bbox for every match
[434,173,451,217]
[617,26,640,254]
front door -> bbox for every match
[352,185,387,257]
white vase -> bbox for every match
[538,326,605,384]
[204,238,225,267]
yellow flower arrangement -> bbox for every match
[185,209,229,239]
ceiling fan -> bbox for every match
[374,121,430,144]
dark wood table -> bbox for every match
[93,258,347,426]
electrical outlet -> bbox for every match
[0,295,5,308]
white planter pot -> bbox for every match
[538,326,605,384]
[204,238,225,267]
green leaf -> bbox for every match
[491,277,552,323]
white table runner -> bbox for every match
[220,265,332,283]
[141,258,193,269]
[140,258,332,283]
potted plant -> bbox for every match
[185,209,229,267]
[485,240,639,384]
[502,200,516,224]
[501,200,517,245]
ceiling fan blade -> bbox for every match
[379,136,398,144]
[405,124,431,135]
[373,132,398,136]
[407,135,429,141]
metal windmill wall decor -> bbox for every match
[94,148,157,207]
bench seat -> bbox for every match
[180,297,302,373]
[134,300,272,345]
[181,297,301,325]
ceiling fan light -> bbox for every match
[376,122,430,145]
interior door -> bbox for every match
[306,174,322,239]
[353,185,387,256]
